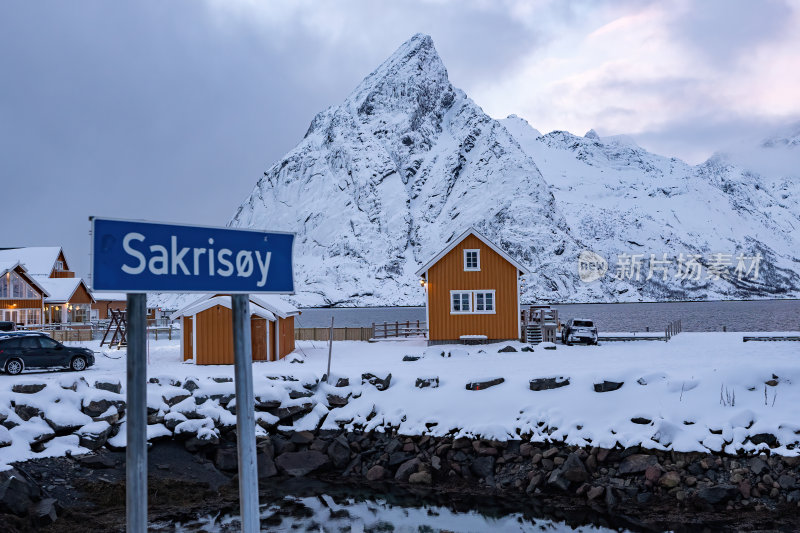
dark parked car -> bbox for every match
[0,321,15,332]
[0,333,95,375]
[561,318,598,345]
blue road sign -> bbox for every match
[90,218,294,293]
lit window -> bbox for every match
[464,249,480,271]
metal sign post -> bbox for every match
[126,293,147,532]
[90,217,294,533]
[231,294,259,532]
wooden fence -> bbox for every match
[50,329,93,342]
[295,321,428,342]
[295,327,374,342]
[372,320,427,339]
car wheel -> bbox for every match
[5,358,23,375]
[70,356,87,372]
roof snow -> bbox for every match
[36,277,93,304]
[0,247,63,276]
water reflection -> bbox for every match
[165,493,624,532]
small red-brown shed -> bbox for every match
[171,294,300,365]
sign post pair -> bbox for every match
[91,218,294,533]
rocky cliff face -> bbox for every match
[229,34,800,306]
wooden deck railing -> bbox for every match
[372,320,427,339]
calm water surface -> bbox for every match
[161,490,627,533]
[297,300,800,332]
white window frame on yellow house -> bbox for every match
[463,249,480,271]
[450,289,496,315]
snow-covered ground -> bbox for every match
[1,333,799,471]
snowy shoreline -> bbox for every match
[1,332,800,472]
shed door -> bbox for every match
[251,318,267,361]
[184,316,193,361]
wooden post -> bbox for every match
[325,317,334,382]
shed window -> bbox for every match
[475,291,495,312]
[450,291,471,313]
[450,290,496,314]
[55,261,64,272]
[464,249,480,271]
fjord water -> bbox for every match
[161,492,625,532]
[298,299,800,332]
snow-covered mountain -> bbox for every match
[228,33,800,306]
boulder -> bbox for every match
[594,381,624,392]
[256,438,275,460]
[92,406,120,425]
[470,456,495,479]
[11,383,46,394]
[630,417,652,425]
[0,469,39,515]
[547,452,588,490]
[78,454,115,469]
[30,497,59,527]
[14,403,42,422]
[162,391,191,407]
[395,458,422,482]
[44,409,92,434]
[659,471,681,488]
[618,454,658,475]
[275,450,330,477]
[326,393,350,408]
[268,403,314,423]
[529,377,570,391]
[212,377,233,383]
[778,474,797,490]
[290,431,315,445]
[254,397,281,411]
[402,355,420,362]
[327,436,351,469]
[257,454,278,479]
[749,433,778,447]
[183,379,201,392]
[362,373,391,391]
[366,465,386,481]
[587,485,604,500]
[521,346,534,352]
[498,345,517,353]
[415,377,439,389]
[560,452,589,483]
[465,377,504,391]
[748,457,768,475]
[289,389,314,400]
[94,380,122,394]
[409,471,432,484]
[82,396,126,418]
[215,447,239,472]
[697,485,738,505]
[77,421,113,451]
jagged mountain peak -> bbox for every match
[228,34,800,307]
[584,129,599,140]
[345,33,452,114]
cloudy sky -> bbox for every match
[2,0,798,279]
